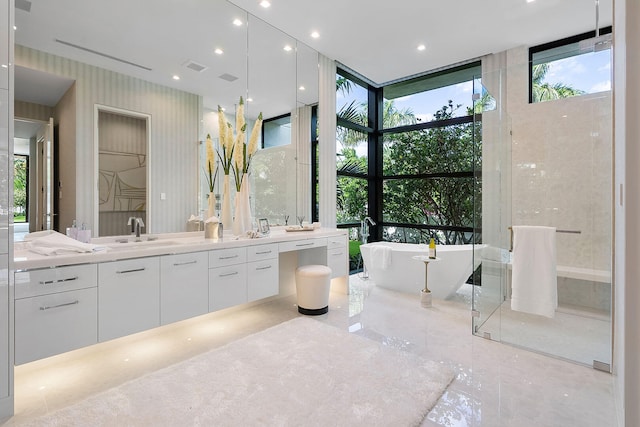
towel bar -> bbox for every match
[507,226,581,252]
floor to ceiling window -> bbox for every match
[331,62,482,256]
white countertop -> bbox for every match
[14,227,348,270]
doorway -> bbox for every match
[13,117,57,240]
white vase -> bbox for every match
[240,174,252,232]
[232,189,244,235]
[232,174,251,235]
[221,174,232,230]
[207,192,215,220]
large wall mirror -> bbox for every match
[13,0,319,238]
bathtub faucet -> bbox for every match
[360,216,376,243]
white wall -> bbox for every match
[15,45,202,235]
[505,47,612,272]
[615,1,640,425]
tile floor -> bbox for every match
[3,274,619,426]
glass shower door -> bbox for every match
[471,74,511,341]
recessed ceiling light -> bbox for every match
[526,0,535,2]
[13,26,16,31]
[298,85,305,91]
[247,97,253,102]
[310,31,320,39]
[260,0,271,8]
[214,48,223,55]
[172,75,180,80]
[283,45,293,52]
[233,19,243,26]
[417,44,426,51]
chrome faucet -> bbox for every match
[360,216,376,243]
[127,216,137,235]
[127,217,145,240]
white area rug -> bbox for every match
[24,317,454,426]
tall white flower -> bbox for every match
[204,134,216,192]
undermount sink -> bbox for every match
[104,239,181,251]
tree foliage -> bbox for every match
[14,157,27,214]
[382,101,481,244]
[532,63,585,103]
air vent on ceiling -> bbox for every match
[219,73,238,82]
[183,60,208,73]
[54,39,152,71]
[15,0,32,12]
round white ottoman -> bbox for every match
[295,265,332,315]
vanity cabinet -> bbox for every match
[13,229,349,365]
[209,247,247,311]
[160,251,208,325]
[98,257,160,342]
[14,264,98,365]
[327,235,349,279]
[247,243,279,302]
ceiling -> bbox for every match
[14,0,612,115]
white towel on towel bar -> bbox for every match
[511,226,558,318]
[370,245,392,269]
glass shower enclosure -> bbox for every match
[471,52,613,370]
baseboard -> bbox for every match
[0,394,14,421]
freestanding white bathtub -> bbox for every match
[360,242,483,299]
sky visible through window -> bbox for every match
[337,48,611,124]
[336,80,476,124]
[539,49,611,94]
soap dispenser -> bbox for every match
[429,238,437,259]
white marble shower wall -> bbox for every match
[506,47,612,274]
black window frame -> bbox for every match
[528,26,612,104]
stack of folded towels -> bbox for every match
[25,230,108,256]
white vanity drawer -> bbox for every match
[15,264,98,299]
[279,237,327,253]
[15,287,98,365]
[209,247,247,268]
[247,258,279,302]
[209,264,247,311]
[327,247,349,278]
[98,257,160,342]
[327,235,347,250]
[160,252,209,325]
[247,243,278,262]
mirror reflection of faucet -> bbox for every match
[127,217,145,241]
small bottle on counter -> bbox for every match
[429,238,437,259]
[66,219,78,240]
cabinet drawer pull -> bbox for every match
[255,250,272,255]
[256,265,272,271]
[219,271,239,278]
[331,252,344,256]
[219,254,239,260]
[173,260,198,266]
[40,300,79,311]
[39,276,79,285]
[296,242,314,247]
[116,267,146,274]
